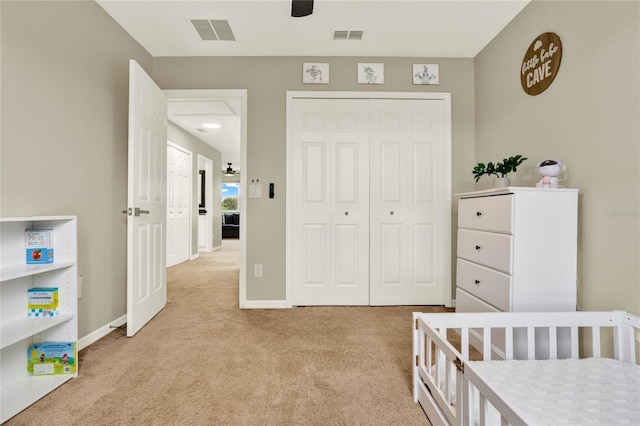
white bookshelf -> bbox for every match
[0,216,78,423]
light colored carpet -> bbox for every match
[5,240,444,425]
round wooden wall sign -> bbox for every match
[521,32,562,96]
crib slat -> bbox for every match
[426,333,432,375]
[505,327,514,360]
[482,327,491,360]
[570,326,579,358]
[461,327,470,360]
[592,326,601,357]
[549,326,558,359]
[527,327,535,359]
[479,393,487,426]
[445,360,452,405]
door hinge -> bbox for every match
[415,318,418,330]
[454,357,465,373]
[415,355,419,367]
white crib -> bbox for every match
[412,310,640,425]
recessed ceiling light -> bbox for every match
[202,122,221,129]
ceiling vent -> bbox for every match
[191,19,236,41]
[333,30,364,40]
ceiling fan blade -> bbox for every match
[291,0,314,17]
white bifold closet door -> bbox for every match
[369,99,446,305]
[291,97,447,306]
[166,144,191,268]
[292,99,371,305]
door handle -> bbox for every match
[122,208,149,216]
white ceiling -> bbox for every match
[167,96,242,171]
[97,0,530,170]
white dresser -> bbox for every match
[455,187,578,357]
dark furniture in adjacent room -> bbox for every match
[222,213,240,238]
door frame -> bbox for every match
[285,91,453,308]
[197,154,214,253]
[166,141,193,267]
[164,89,247,307]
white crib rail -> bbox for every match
[413,310,639,426]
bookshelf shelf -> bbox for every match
[0,216,78,423]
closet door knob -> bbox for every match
[475,279,480,285]
[475,245,481,250]
[390,211,394,215]
[476,211,482,216]
[344,211,349,216]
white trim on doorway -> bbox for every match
[197,154,214,253]
[285,91,453,308]
[163,89,248,309]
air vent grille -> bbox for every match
[191,19,236,41]
[195,128,208,133]
[333,30,364,40]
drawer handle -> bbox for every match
[476,211,482,216]
[475,245,481,250]
[474,279,480,285]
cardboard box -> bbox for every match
[25,229,54,264]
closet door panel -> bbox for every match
[413,224,434,285]
[380,143,402,202]
[302,143,326,203]
[292,99,369,305]
[370,99,446,305]
[303,224,326,285]
[380,223,402,285]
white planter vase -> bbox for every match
[494,177,511,188]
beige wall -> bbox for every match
[474,0,640,314]
[7,0,633,343]
[0,1,153,337]
[167,122,223,253]
[152,56,476,300]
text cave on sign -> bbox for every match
[521,32,562,96]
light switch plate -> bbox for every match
[249,183,263,198]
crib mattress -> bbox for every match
[468,357,640,425]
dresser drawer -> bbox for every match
[457,229,513,274]
[455,288,506,358]
[455,287,501,313]
[457,258,511,311]
[458,194,513,233]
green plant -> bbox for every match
[473,155,527,182]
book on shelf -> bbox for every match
[28,287,59,317]
[27,342,76,375]
[25,229,54,264]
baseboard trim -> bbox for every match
[211,244,223,252]
[240,299,289,309]
[190,253,199,260]
[78,314,126,351]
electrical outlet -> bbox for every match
[254,264,263,277]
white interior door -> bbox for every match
[127,60,168,337]
[369,99,447,305]
[288,93,450,307]
[167,143,191,267]
[291,99,370,305]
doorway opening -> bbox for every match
[164,89,247,308]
